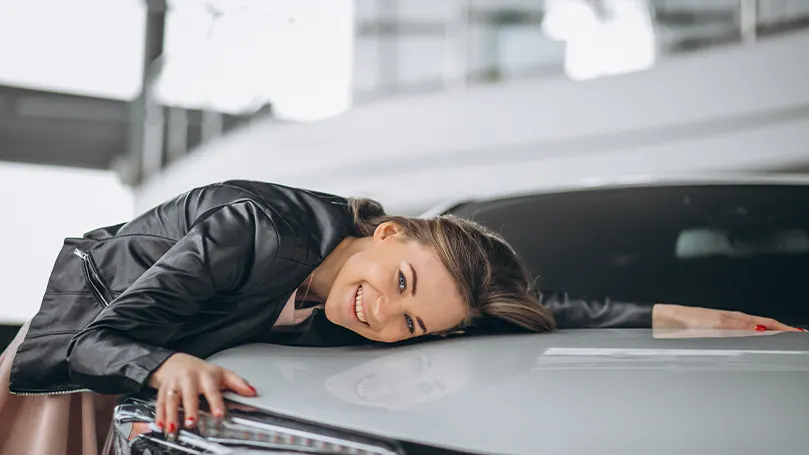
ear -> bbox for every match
[373,221,405,242]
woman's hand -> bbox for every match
[147,353,257,435]
[652,304,803,331]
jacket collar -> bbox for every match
[263,308,370,347]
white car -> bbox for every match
[110,174,809,455]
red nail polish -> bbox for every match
[799,328,807,332]
[249,385,256,393]
[186,416,195,422]
[156,420,163,430]
[755,325,767,331]
[168,423,176,433]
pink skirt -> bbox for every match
[0,322,119,455]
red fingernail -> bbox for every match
[168,423,176,433]
[755,325,767,331]
[185,417,195,428]
[799,328,807,332]
[249,385,256,393]
[156,420,163,430]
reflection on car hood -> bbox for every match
[208,329,809,455]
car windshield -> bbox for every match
[449,184,809,326]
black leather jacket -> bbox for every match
[9,180,651,396]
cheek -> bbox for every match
[360,319,408,343]
[375,328,408,344]
[430,298,468,332]
[347,251,391,287]
[335,255,366,288]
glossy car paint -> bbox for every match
[209,329,809,455]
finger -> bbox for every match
[222,369,256,396]
[754,317,799,332]
[201,377,226,420]
[181,377,199,429]
[155,384,166,432]
[165,384,181,435]
[725,312,766,330]
[717,313,752,330]
[654,328,762,339]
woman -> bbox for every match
[0,180,798,454]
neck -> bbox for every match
[308,236,368,301]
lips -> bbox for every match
[353,285,369,325]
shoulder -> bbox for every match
[187,180,347,218]
[199,180,356,265]
[217,180,349,212]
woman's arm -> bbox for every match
[540,292,653,329]
[651,304,798,331]
[541,291,799,331]
[66,200,276,393]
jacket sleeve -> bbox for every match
[541,291,654,329]
[67,201,278,394]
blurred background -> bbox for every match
[1,0,808,341]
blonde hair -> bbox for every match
[348,198,555,333]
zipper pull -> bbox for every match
[73,248,88,260]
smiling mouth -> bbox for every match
[354,285,369,325]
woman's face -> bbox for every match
[324,223,467,343]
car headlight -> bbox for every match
[111,396,402,455]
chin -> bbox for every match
[323,297,349,329]
[323,300,339,324]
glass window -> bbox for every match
[450,185,809,325]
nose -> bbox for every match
[370,291,402,326]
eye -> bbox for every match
[404,314,415,334]
[398,270,407,293]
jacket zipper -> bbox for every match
[11,251,114,397]
[9,387,92,397]
[74,248,112,307]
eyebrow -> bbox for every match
[408,263,427,334]
[417,317,427,334]
[408,263,418,297]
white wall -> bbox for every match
[136,30,809,215]
[0,164,133,323]
[0,0,145,99]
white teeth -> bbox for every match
[355,286,367,324]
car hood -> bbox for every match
[208,329,809,455]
